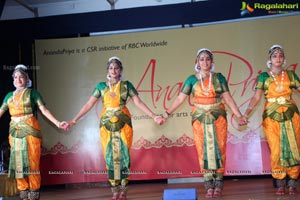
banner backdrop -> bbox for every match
[35,15,300,185]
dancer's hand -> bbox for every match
[238,116,248,126]
[65,120,77,131]
[58,121,70,131]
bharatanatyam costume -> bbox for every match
[181,72,229,192]
[92,80,138,196]
[0,88,44,200]
[256,70,300,189]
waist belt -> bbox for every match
[194,102,221,111]
[11,114,33,123]
[267,96,290,105]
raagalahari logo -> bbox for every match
[240,1,299,16]
[240,2,254,16]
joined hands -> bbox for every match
[57,121,69,131]
[153,115,166,125]
[238,116,248,126]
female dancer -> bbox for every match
[0,64,67,200]
[244,45,300,195]
[162,48,247,198]
[68,57,162,200]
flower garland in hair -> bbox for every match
[196,48,213,58]
[268,44,283,56]
[15,64,27,71]
[108,56,122,63]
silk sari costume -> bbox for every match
[0,88,44,193]
[92,80,138,187]
[181,72,228,190]
[256,70,300,188]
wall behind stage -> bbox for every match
[35,15,300,185]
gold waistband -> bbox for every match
[105,106,125,114]
[11,114,33,123]
[194,102,221,110]
[267,96,290,105]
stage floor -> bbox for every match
[2,177,299,200]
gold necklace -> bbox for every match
[199,72,212,96]
[269,70,284,92]
[108,80,120,98]
[13,88,26,108]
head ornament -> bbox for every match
[108,56,122,63]
[269,44,284,56]
[196,48,212,57]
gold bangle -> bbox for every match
[72,120,77,125]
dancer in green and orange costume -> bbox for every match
[244,45,300,196]
[0,64,68,200]
[162,48,247,198]
[68,57,163,200]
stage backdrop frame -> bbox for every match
[35,14,300,185]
